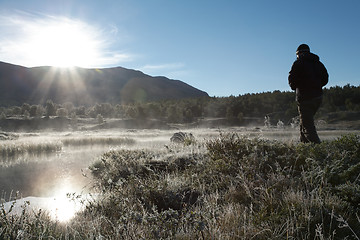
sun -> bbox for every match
[24,20,101,67]
[1,14,132,68]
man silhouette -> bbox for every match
[288,44,328,143]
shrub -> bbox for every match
[96,114,104,124]
[56,108,68,118]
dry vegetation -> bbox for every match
[0,129,359,239]
[0,133,135,166]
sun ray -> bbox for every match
[29,66,92,105]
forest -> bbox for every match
[0,84,359,128]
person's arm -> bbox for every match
[320,62,329,87]
[288,61,300,90]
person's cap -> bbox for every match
[296,44,310,54]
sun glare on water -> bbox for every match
[3,190,83,223]
[47,194,81,222]
[43,182,84,222]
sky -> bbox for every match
[0,0,359,97]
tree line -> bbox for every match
[0,84,359,126]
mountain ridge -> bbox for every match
[0,61,208,106]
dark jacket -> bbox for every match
[288,52,328,102]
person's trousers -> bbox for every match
[298,97,322,144]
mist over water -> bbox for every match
[1,129,191,199]
[1,146,100,198]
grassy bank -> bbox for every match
[0,141,62,164]
[1,134,359,239]
[0,136,135,166]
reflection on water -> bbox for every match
[0,147,105,199]
[2,193,83,222]
[0,129,176,221]
[0,146,103,222]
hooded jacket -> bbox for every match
[288,52,328,102]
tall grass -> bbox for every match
[61,136,135,147]
[1,134,359,239]
[0,141,62,164]
[0,136,135,165]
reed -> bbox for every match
[61,136,135,147]
[0,141,62,164]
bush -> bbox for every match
[96,114,104,124]
[56,108,68,118]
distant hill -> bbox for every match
[0,61,208,106]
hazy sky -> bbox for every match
[0,0,359,96]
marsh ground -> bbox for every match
[1,126,357,199]
[1,124,359,239]
[0,126,359,221]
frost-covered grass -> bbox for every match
[0,141,62,165]
[61,136,135,147]
[0,132,136,166]
[1,132,359,239]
